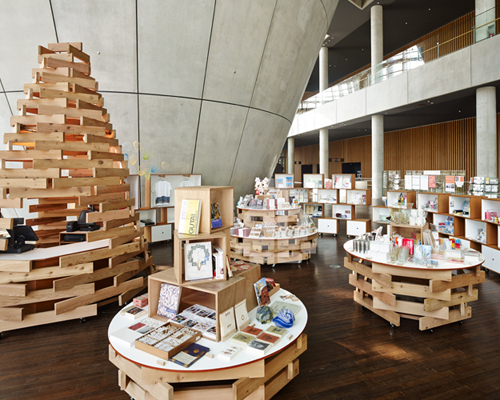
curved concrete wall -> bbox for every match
[0,0,338,201]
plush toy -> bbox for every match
[255,177,263,195]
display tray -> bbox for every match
[236,206,301,211]
[230,231,318,241]
[108,288,308,372]
[343,240,484,271]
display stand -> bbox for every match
[343,240,485,331]
[0,43,153,332]
[231,206,318,265]
[108,286,308,400]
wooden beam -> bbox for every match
[0,260,32,273]
[40,87,100,106]
[44,57,90,74]
[95,184,130,195]
[87,208,131,223]
[349,274,396,307]
[37,123,107,135]
[47,42,83,52]
[0,283,27,297]
[0,263,94,284]
[99,199,135,212]
[0,283,95,307]
[35,140,109,153]
[93,168,129,178]
[9,187,91,199]
[0,219,14,230]
[104,214,139,231]
[4,132,64,144]
[0,307,24,321]
[33,158,113,169]
[424,289,478,311]
[0,149,62,160]
[52,176,121,189]
[86,225,136,243]
[38,104,104,119]
[430,270,485,292]
[0,178,47,189]
[60,242,141,268]
[88,151,124,161]
[0,169,59,179]
[55,277,143,315]
[79,192,125,206]
[40,72,97,90]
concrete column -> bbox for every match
[371,5,383,67]
[319,129,329,176]
[475,0,496,42]
[476,86,497,177]
[372,115,384,204]
[319,46,329,93]
[287,137,295,175]
[319,46,329,177]
[476,0,495,14]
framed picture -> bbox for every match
[275,173,294,189]
[303,173,324,189]
[184,241,213,281]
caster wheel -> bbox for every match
[80,318,86,324]
[361,306,367,310]
[390,323,396,329]
[458,321,463,325]
[333,234,337,237]
[271,264,276,268]
[298,260,302,264]
[0,332,3,340]
[429,329,434,333]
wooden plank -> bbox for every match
[37,123,107,135]
[0,283,95,307]
[47,42,83,52]
[372,263,453,282]
[86,225,136,243]
[430,270,485,292]
[114,256,153,287]
[52,176,121,189]
[35,140,109,152]
[9,187,91,199]
[95,184,130,195]
[344,257,392,287]
[0,260,32,273]
[0,178,47,189]
[24,82,70,92]
[104,214,140,230]
[33,158,113,169]
[0,219,14,230]
[25,216,66,226]
[40,87,100,106]
[118,279,148,306]
[38,104,104,119]
[349,274,396,307]
[0,198,22,208]
[0,307,24,321]
[0,283,27,297]
[0,304,96,332]
[10,114,65,127]
[93,168,129,177]
[44,57,90,74]
[0,169,59,179]
[67,44,90,63]
[109,249,144,268]
[424,289,478,311]
[353,290,400,326]
[84,134,118,146]
[419,307,471,331]
[99,199,135,212]
[18,97,68,110]
[54,260,140,291]
[88,151,124,161]
[40,72,97,90]
[79,192,125,206]
[372,281,452,301]
[0,263,93,284]
[87,208,131,223]
[0,149,62,160]
[60,242,141,268]
[4,132,64,144]
[373,297,449,320]
[55,277,143,314]
[109,230,143,249]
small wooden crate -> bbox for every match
[173,230,228,286]
[174,186,234,234]
[148,268,246,342]
[134,321,201,360]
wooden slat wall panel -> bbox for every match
[290,115,500,182]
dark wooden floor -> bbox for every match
[1,226,500,399]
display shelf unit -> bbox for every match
[175,186,234,235]
[372,206,391,225]
[332,174,355,189]
[317,188,338,204]
[346,219,371,236]
[416,192,449,214]
[346,189,371,206]
[303,173,324,189]
[482,244,500,274]
[317,218,338,235]
[433,214,464,236]
[343,240,485,331]
[465,219,496,246]
[388,222,429,238]
[148,267,245,342]
[289,188,310,203]
[173,230,228,285]
[303,203,324,219]
[448,195,481,219]
[481,198,500,224]
[274,173,294,189]
[231,206,317,265]
[386,190,416,208]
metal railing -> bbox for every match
[298,7,498,113]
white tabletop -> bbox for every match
[0,239,110,261]
[231,231,317,241]
[108,288,308,372]
[237,206,301,211]
[344,239,484,271]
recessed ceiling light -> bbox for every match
[405,22,408,24]
[345,58,347,61]
[329,65,331,67]
[459,110,462,112]
[429,8,431,11]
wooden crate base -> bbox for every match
[109,333,307,400]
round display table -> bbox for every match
[231,206,318,265]
[343,240,485,331]
[108,288,308,399]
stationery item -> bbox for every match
[211,203,223,229]
[184,242,213,281]
[178,199,202,235]
[218,345,242,360]
[254,278,271,307]
[133,294,148,308]
[266,325,287,338]
[247,339,272,355]
[169,343,210,368]
[230,332,255,346]
[242,325,264,337]
[234,299,250,331]
[157,283,181,319]
[256,332,281,346]
[269,301,301,316]
[219,307,237,341]
[121,305,147,319]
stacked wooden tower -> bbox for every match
[0,43,154,332]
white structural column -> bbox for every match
[287,137,295,175]
[319,46,329,176]
[371,5,384,204]
[476,86,497,177]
